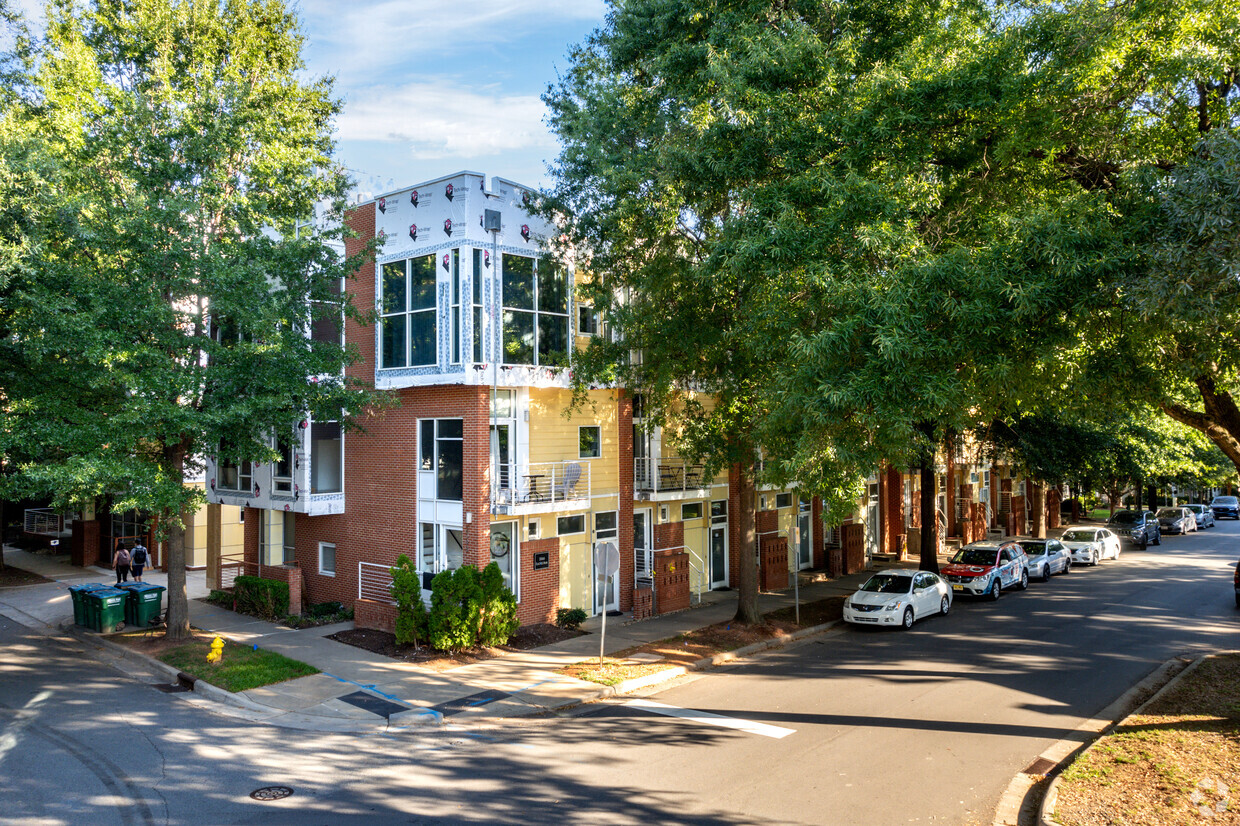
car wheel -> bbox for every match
[1091,551,1099,566]
[939,595,950,616]
[1041,564,1051,582]
[902,606,915,629]
[1062,558,1071,575]
[1154,532,1161,546]
[989,579,1001,601]
[1018,569,1029,590]
[1139,538,1148,550]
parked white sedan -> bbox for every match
[1059,526,1121,566]
[843,569,952,630]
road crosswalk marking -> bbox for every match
[625,698,795,739]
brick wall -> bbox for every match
[755,508,778,535]
[632,586,653,621]
[653,549,690,614]
[354,599,397,634]
[884,466,904,554]
[617,393,634,611]
[256,565,304,615]
[759,535,789,592]
[71,519,101,567]
[653,520,684,553]
[841,522,865,574]
[516,536,560,625]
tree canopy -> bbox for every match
[0,0,373,637]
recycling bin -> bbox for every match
[125,583,165,628]
[68,583,109,626]
[85,588,128,633]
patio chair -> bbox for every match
[553,462,582,500]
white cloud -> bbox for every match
[298,0,604,81]
[336,81,555,158]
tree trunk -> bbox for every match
[919,458,939,573]
[163,442,192,641]
[1148,483,1158,511]
[1031,481,1047,538]
[733,464,761,625]
[1161,376,1240,476]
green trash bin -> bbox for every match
[68,583,108,626]
[115,583,141,625]
[127,583,165,628]
[85,588,128,633]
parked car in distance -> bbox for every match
[1016,538,1072,580]
[1186,504,1215,529]
[1156,506,1198,535]
[1211,495,1239,520]
[1106,509,1162,549]
[940,541,1029,600]
[1060,526,1122,566]
[843,570,952,629]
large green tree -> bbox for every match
[0,0,372,639]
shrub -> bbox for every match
[206,589,234,608]
[428,566,483,652]
[477,562,519,647]
[232,575,289,621]
[390,554,428,647]
[556,607,588,630]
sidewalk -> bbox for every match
[0,544,934,732]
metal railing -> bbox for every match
[634,457,709,494]
[23,508,64,535]
[491,460,592,510]
[358,561,396,604]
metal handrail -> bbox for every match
[358,561,396,604]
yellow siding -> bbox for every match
[185,485,243,568]
[528,387,621,496]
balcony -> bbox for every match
[490,460,592,515]
[634,457,709,499]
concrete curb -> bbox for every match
[990,654,1199,826]
[1034,652,1220,826]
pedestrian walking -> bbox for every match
[113,543,131,584]
[130,541,148,582]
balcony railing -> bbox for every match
[634,457,709,495]
[491,460,592,513]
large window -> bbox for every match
[472,248,486,363]
[420,418,463,501]
[217,445,252,493]
[381,255,437,367]
[420,523,465,588]
[274,431,294,493]
[502,254,568,366]
[310,421,342,493]
[579,426,601,458]
[450,248,461,364]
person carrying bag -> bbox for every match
[131,542,148,582]
[113,545,131,584]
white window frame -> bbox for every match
[318,541,336,576]
[579,425,602,459]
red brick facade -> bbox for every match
[653,549,690,614]
[759,536,789,591]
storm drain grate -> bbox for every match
[1024,757,1056,776]
[250,786,294,801]
[338,690,409,718]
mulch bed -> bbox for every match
[327,623,586,672]
[0,566,54,587]
[558,595,847,685]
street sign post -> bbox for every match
[594,541,620,665]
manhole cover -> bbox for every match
[250,786,294,801]
[1024,757,1056,776]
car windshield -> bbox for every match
[1018,542,1045,556]
[859,574,913,594]
[1108,511,1138,524]
[951,548,996,565]
[1062,530,1095,542]
[1187,505,1204,513]
[1156,508,1181,518]
[1214,497,1238,505]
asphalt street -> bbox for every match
[1,519,1237,825]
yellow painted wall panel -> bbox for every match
[528,387,621,495]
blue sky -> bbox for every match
[298,0,608,197]
[12,0,608,196]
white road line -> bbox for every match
[625,698,795,739]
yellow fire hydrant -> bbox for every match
[206,636,225,664]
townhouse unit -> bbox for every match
[199,171,1068,629]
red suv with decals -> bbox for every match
[940,540,1030,601]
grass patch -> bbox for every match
[1054,654,1240,826]
[158,638,319,693]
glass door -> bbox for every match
[633,509,652,584]
[797,498,812,569]
[490,423,512,504]
[709,499,728,588]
